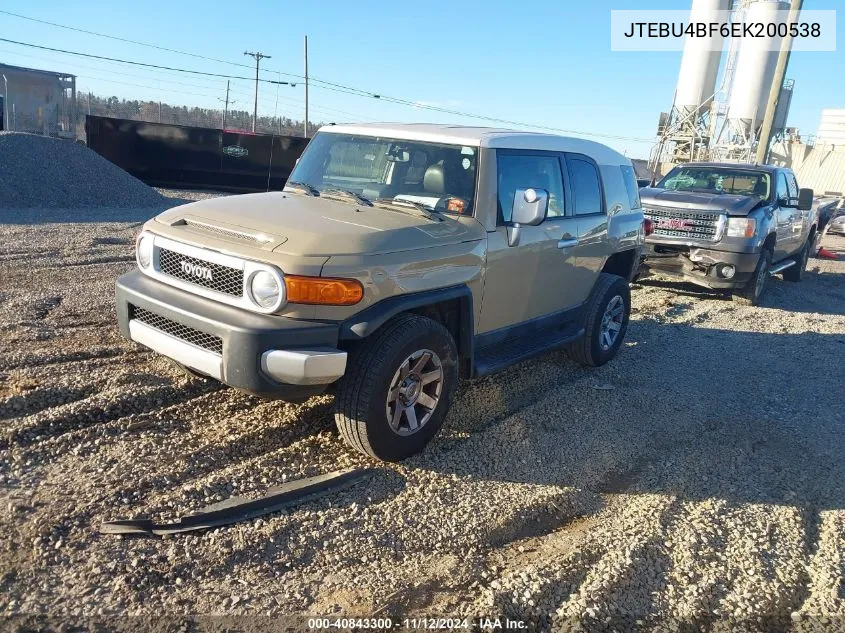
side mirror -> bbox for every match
[508,188,548,247]
[797,188,814,211]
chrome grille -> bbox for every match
[130,306,222,354]
[158,248,243,296]
[644,206,724,242]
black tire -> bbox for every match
[733,248,771,306]
[334,313,458,462]
[783,234,813,282]
[567,273,631,367]
[168,359,213,381]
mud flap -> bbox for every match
[99,468,376,536]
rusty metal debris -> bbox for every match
[99,467,375,536]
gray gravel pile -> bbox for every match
[1,201,845,629]
[0,132,165,210]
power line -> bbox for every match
[0,9,280,75]
[0,30,652,143]
[0,38,296,86]
[0,46,242,98]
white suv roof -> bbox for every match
[319,123,629,166]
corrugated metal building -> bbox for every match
[772,140,845,196]
[817,109,845,146]
[0,63,76,137]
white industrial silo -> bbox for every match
[726,0,790,137]
[650,0,730,169]
[674,0,731,117]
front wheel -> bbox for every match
[334,314,457,461]
[733,248,771,306]
[567,273,631,367]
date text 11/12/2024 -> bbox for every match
[307,617,528,630]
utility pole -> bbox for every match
[244,50,271,133]
[2,74,8,131]
[756,0,803,164]
[158,101,162,123]
[87,91,91,116]
[217,80,236,129]
[304,35,309,138]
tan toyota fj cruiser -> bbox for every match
[116,124,646,461]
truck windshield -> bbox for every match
[286,132,478,215]
[658,166,771,200]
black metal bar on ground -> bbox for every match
[99,468,375,536]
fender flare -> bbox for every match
[339,285,475,372]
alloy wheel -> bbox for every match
[599,295,625,351]
[385,349,443,436]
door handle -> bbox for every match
[557,238,578,249]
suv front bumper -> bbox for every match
[116,269,346,400]
[639,245,760,290]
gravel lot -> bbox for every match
[1,192,844,631]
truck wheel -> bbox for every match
[783,235,812,282]
[334,314,457,462]
[567,273,630,367]
[733,248,771,306]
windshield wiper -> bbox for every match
[320,188,373,206]
[285,181,320,196]
[374,198,441,221]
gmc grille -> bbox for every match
[644,207,724,242]
[158,248,243,296]
[130,305,223,354]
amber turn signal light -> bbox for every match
[284,275,364,305]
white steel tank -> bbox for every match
[674,0,731,115]
[727,0,790,133]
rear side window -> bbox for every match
[620,165,642,209]
[566,156,604,215]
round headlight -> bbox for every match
[249,270,281,309]
[137,234,153,269]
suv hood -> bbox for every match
[154,192,484,257]
[640,188,766,216]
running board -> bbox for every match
[474,323,584,377]
[769,260,796,275]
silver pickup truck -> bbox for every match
[116,123,646,460]
[639,162,816,305]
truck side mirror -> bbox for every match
[797,188,814,211]
[507,188,548,247]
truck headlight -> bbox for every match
[726,218,757,238]
[136,233,154,269]
[248,270,282,309]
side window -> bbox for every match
[567,156,604,215]
[620,164,642,210]
[775,172,789,203]
[497,153,565,224]
[786,172,799,201]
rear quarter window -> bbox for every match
[620,165,642,210]
[598,164,628,216]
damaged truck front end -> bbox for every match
[637,163,778,292]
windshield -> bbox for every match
[658,166,771,200]
[286,132,478,215]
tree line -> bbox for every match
[75,93,322,139]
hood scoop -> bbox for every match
[168,216,285,247]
